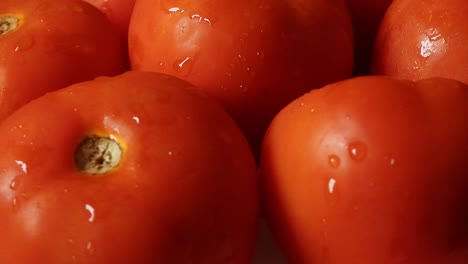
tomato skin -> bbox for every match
[81,0,136,37]
[344,0,393,75]
[0,71,259,263]
[372,0,468,83]
[259,76,468,263]
[0,0,128,121]
[128,0,354,155]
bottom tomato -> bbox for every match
[0,71,259,263]
[260,76,468,263]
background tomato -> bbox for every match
[260,76,468,263]
[344,0,393,75]
[128,0,354,155]
[0,71,259,263]
[0,0,128,121]
[372,0,468,84]
[81,0,136,38]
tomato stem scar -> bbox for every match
[0,16,19,36]
[75,135,123,175]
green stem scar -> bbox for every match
[0,16,19,36]
[75,135,123,175]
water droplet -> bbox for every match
[324,177,340,205]
[132,116,140,124]
[12,197,18,209]
[85,204,95,223]
[15,160,28,173]
[191,14,212,26]
[173,57,194,76]
[384,155,398,167]
[255,51,264,60]
[86,241,95,255]
[9,176,22,190]
[419,28,446,58]
[237,54,247,62]
[348,141,367,162]
[168,151,173,156]
[167,7,184,14]
[245,66,256,77]
[328,155,340,168]
[13,36,35,53]
[327,178,336,194]
[239,84,248,92]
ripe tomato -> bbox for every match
[128,0,354,155]
[372,0,468,84]
[0,0,128,121]
[259,76,468,263]
[344,0,393,75]
[0,71,259,263]
[81,0,136,37]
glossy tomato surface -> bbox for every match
[0,0,128,121]
[344,0,393,75]
[82,0,136,37]
[260,76,468,263]
[128,0,354,155]
[0,71,259,263]
[372,0,468,84]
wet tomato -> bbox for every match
[81,0,136,37]
[372,0,468,84]
[0,0,128,121]
[0,71,259,263]
[260,76,468,263]
[128,0,354,155]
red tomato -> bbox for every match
[128,0,354,155]
[344,0,393,75]
[372,0,468,84]
[259,76,468,263]
[0,0,128,121]
[0,71,259,263]
[82,0,136,37]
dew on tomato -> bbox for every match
[328,155,341,168]
[348,141,367,162]
[324,177,340,205]
[84,203,95,223]
[419,28,447,59]
[384,155,398,167]
[173,57,194,76]
[13,35,35,53]
[9,176,24,192]
[86,240,96,256]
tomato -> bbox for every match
[0,0,128,121]
[128,0,354,156]
[81,0,136,37]
[259,76,468,263]
[344,0,393,75]
[372,0,468,84]
[0,71,259,263]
